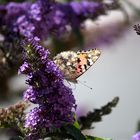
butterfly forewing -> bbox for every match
[53,49,101,83]
[75,49,101,78]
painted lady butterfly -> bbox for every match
[53,49,101,83]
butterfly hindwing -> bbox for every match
[53,49,101,83]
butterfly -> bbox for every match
[53,49,101,83]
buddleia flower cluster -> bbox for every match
[15,0,105,39]
[19,38,76,139]
[1,0,119,40]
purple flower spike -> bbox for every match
[20,39,76,138]
[1,0,117,40]
[13,0,105,39]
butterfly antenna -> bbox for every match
[66,80,76,90]
[73,83,76,90]
[66,80,71,86]
[77,80,93,90]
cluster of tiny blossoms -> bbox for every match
[0,0,109,40]
[19,38,76,139]
[0,101,29,128]
[15,0,105,39]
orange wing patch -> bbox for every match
[53,49,101,83]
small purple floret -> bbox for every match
[132,132,140,140]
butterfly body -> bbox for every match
[53,49,101,83]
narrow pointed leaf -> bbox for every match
[64,124,86,140]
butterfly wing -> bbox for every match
[53,49,101,83]
[53,51,79,82]
[75,49,101,79]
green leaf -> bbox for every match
[78,97,119,130]
[86,135,112,140]
[64,124,86,140]
[74,120,80,129]
[73,113,80,129]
